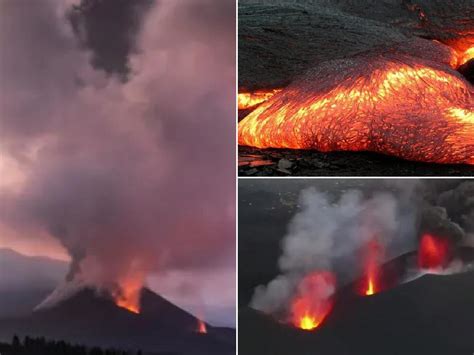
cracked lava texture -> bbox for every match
[238,50,474,165]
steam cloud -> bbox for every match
[0,0,235,310]
[251,180,474,315]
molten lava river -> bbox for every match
[238,50,474,164]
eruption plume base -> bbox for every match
[290,271,336,331]
[360,238,384,296]
[197,319,207,334]
[418,234,451,271]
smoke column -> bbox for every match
[0,0,235,310]
[251,180,473,316]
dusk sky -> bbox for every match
[0,0,235,326]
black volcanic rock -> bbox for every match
[0,287,235,355]
[239,0,473,89]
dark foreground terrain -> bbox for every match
[239,146,474,176]
[0,288,235,355]
[240,267,474,355]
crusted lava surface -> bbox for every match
[238,0,474,175]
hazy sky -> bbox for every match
[0,0,235,326]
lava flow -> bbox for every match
[360,238,384,296]
[290,271,336,331]
[418,233,451,270]
[238,53,474,165]
[445,36,474,69]
[238,89,281,110]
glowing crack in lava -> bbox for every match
[418,233,451,270]
[238,54,474,164]
[290,271,336,331]
[445,36,474,68]
[238,89,282,110]
[197,319,207,334]
[360,238,384,296]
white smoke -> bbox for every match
[251,186,418,314]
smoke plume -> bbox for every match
[251,180,473,315]
[0,0,235,311]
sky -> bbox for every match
[0,0,235,326]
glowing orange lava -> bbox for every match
[197,319,207,334]
[365,277,375,296]
[299,313,321,330]
[418,233,451,270]
[291,271,336,331]
[238,89,281,110]
[446,36,474,68]
[112,276,143,314]
[360,238,384,296]
[238,55,474,164]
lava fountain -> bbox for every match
[238,52,473,164]
[360,238,384,296]
[112,275,143,314]
[417,233,451,270]
[290,271,336,331]
[197,319,208,334]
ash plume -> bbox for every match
[251,180,473,314]
[0,0,235,309]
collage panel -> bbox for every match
[238,0,473,176]
[239,179,474,355]
[0,1,235,355]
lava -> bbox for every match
[112,276,143,314]
[445,36,474,68]
[238,53,474,165]
[238,89,281,110]
[290,271,336,331]
[360,238,384,296]
[418,233,451,270]
[197,319,207,334]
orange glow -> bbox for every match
[291,271,336,331]
[115,297,140,314]
[299,313,321,330]
[112,275,143,314]
[418,234,451,270]
[238,56,474,165]
[238,89,281,110]
[365,277,375,296]
[446,36,474,68]
[197,319,207,334]
[360,238,383,296]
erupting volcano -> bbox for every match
[238,50,473,164]
[360,238,384,296]
[418,233,452,270]
[290,271,336,331]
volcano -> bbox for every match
[240,249,474,355]
[0,287,235,355]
